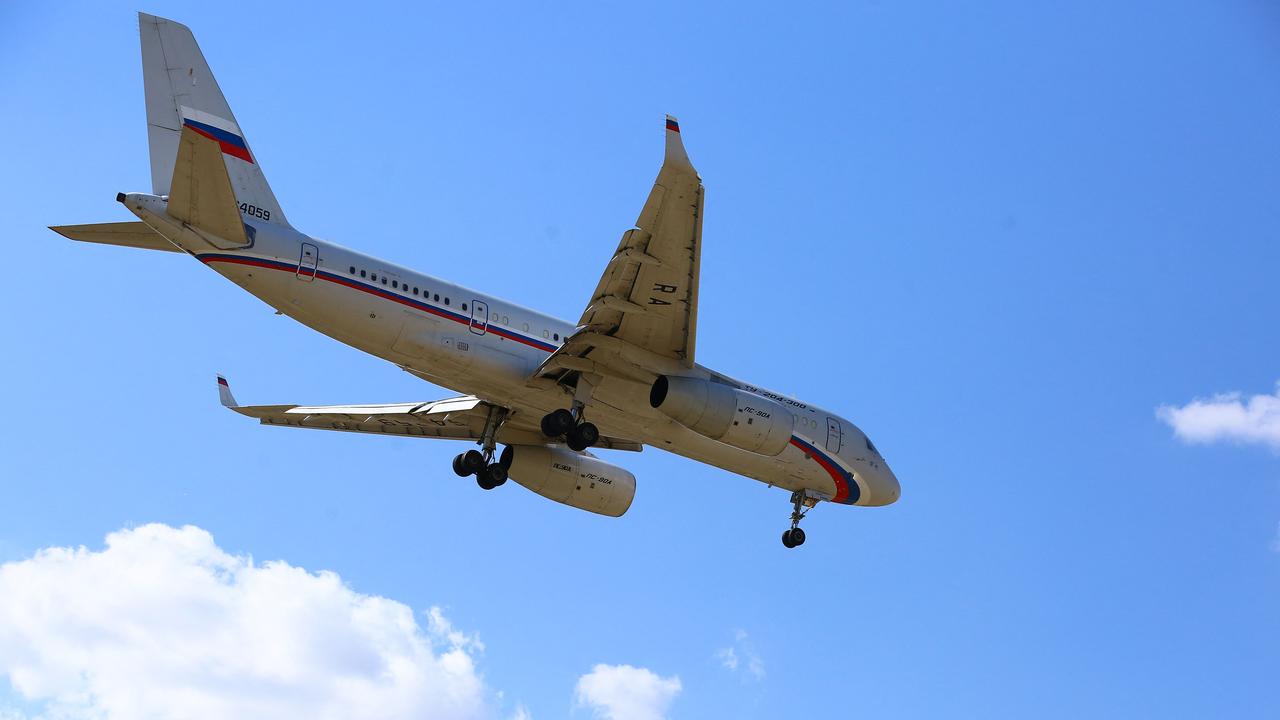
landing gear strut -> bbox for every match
[782,490,817,548]
[452,405,510,490]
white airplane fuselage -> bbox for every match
[121,193,900,509]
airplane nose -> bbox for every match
[864,465,901,506]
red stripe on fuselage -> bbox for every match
[790,436,853,504]
[198,254,559,354]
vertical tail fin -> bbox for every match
[139,13,289,227]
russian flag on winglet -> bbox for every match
[665,117,680,133]
[179,106,254,164]
[217,376,229,387]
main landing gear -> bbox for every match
[782,490,819,549]
[451,448,508,489]
[539,379,600,452]
[541,408,600,451]
[452,405,510,490]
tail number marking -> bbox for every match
[239,203,271,221]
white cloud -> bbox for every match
[574,664,681,720]
[716,630,764,682]
[0,524,490,720]
[1156,382,1280,451]
[716,646,738,671]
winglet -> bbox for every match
[663,114,695,173]
[216,375,239,408]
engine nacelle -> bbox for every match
[500,445,636,517]
[649,375,795,456]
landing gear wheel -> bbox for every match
[486,463,507,487]
[477,463,508,490]
[566,422,599,451]
[460,449,486,476]
[452,454,469,477]
[540,408,575,438]
[782,491,814,549]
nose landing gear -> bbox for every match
[781,490,819,548]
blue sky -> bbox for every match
[2,1,1278,718]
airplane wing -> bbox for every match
[549,116,703,379]
[216,376,642,450]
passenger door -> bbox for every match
[469,300,489,335]
[296,242,319,281]
[826,417,843,453]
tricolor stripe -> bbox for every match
[196,253,561,354]
[665,118,680,133]
[789,435,860,505]
[183,118,254,163]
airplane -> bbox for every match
[51,12,900,547]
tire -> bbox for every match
[541,408,575,437]
[485,463,508,487]
[566,428,589,452]
[451,454,469,477]
[566,423,598,452]
[576,422,600,448]
[790,527,806,546]
[477,473,497,490]
[461,449,486,475]
[781,530,796,548]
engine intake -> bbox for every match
[501,445,636,517]
[649,375,794,456]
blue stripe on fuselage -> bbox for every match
[197,252,561,354]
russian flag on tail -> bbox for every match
[179,106,253,164]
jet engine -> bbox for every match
[649,375,794,456]
[501,445,636,517]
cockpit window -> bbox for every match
[865,437,878,454]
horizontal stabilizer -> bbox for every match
[49,221,182,253]
[168,126,250,248]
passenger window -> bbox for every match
[349,266,355,274]
[392,280,399,289]
[522,323,529,332]
[444,298,450,305]
[381,277,387,285]
[413,288,419,295]
[434,294,439,301]
[543,330,550,338]
[360,270,366,278]
[553,333,560,341]
[462,303,468,311]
